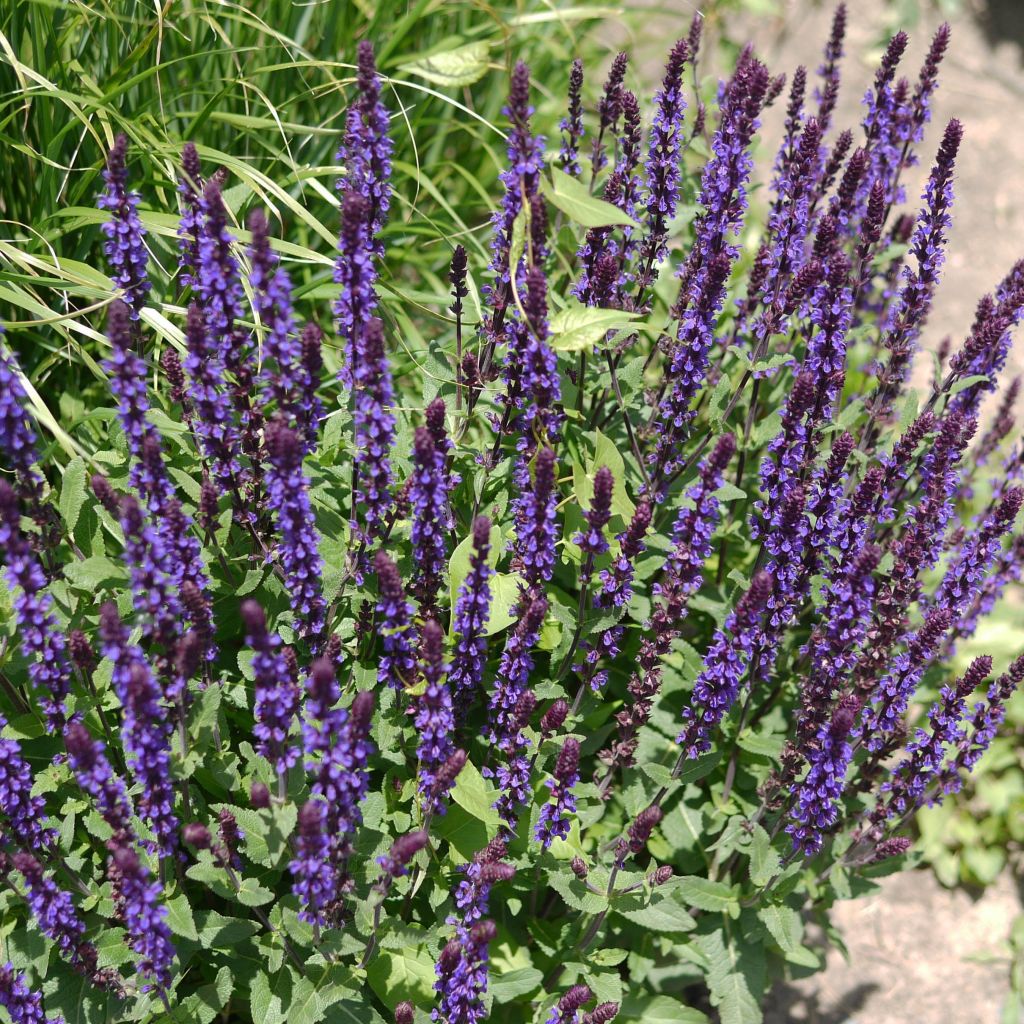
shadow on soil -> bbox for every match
[974,0,1024,58]
[763,980,879,1024]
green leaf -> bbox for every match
[736,731,784,759]
[712,482,747,502]
[366,947,435,1008]
[165,894,199,941]
[947,373,990,397]
[485,572,523,636]
[63,555,127,591]
[448,523,502,600]
[548,302,639,354]
[399,41,491,87]
[572,429,635,519]
[747,826,781,888]
[624,995,710,1024]
[677,876,740,914]
[59,456,87,533]
[490,966,543,1003]
[617,893,696,933]
[448,758,502,829]
[542,168,640,228]
[758,903,817,966]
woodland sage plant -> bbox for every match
[1,7,1023,1023]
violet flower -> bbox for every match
[99,603,178,855]
[434,920,496,1024]
[591,52,627,177]
[873,656,992,825]
[374,551,418,691]
[353,317,396,541]
[535,737,580,848]
[249,209,305,433]
[410,424,452,614]
[0,481,71,726]
[264,418,326,639]
[290,799,336,927]
[0,340,44,513]
[184,302,240,491]
[559,59,584,177]
[64,721,132,835]
[196,179,246,366]
[573,466,613,594]
[109,840,176,993]
[487,597,548,750]
[450,516,494,718]
[98,134,150,318]
[787,695,859,856]
[867,120,962,430]
[486,61,545,345]
[938,654,1024,794]
[0,962,64,1024]
[176,142,203,289]
[13,853,93,972]
[678,570,773,757]
[814,3,846,132]
[336,40,392,249]
[241,599,300,778]
[638,40,689,276]
[415,620,456,816]
[0,709,53,852]
[546,985,593,1024]
[511,446,558,591]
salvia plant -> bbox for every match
[0,10,1022,1024]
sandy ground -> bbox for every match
[605,0,1024,1019]
[764,870,1020,1023]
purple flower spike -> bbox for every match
[98,134,150,318]
[939,655,1024,794]
[176,142,203,289]
[868,120,962,430]
[196,179,246,365]
[678,571,773,757]
[109,840,176,993]
[241,599,300,777]
[353,317,396,541]
[0,706,53,852]
[264,418,326,639]
[434,919,497,1024]
[546,984,593,1024]
[787,694,859,856]
[13,853,93,972]
[874,656,992,825]
[592,52,628,177]
[415,620,456,815]
[815,3,846,131]
[99,603,178,856]
[377,830,428,881]
[0,961,65,1024]
[596,498,652,612]
[374,551,418,691]
[64,722,133,834]
[290,799,336,927]
[560,59,585,177]
[249,209,304,428]
[512,446,558,591]
[0,340,44,516]
[535,737,580,849]
[337,40,392,245]
[450,516,494,718]
[639,40,689,276]
[487,61,545,332]
[410,424,452,615]
[574,466,613,592]
[0,481,71,727]
[184,302,240,490]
